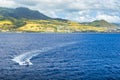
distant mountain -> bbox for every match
[0,7,13,17]
[88,20,116,28]
[0,7,51,20]
[113,23,120,27]
[81,20,120,32]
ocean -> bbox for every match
[0,33,120,80]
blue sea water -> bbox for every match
[0,33,120,80]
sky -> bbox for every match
[0,0,120,23]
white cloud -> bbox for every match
[0,0,16,8]
[96,14,120,23]
[10,0,120,11]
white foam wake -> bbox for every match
[12,42,76,66]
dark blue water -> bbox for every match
[0,33,120,80]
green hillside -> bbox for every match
[0,7,51,20]
[89,20,116,28]
[0,7,119,33]
[82,20,119,32]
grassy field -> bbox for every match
[0,19,107,32]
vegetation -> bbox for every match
[0,7,119,33]
[17,20,107,33]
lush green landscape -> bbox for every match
[0,7,119,33]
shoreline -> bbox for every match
[0,32,120,34]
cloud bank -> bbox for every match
[0,0,120,23]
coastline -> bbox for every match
[0,31,120,34]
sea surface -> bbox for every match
[0,33,120,80]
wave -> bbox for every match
[12,42,77,66]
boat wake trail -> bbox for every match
[12,42,76,66]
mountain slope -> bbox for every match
[82,20,119,31]
[0,7,51,20]
[88,20,116,28]
[113,23,120,27]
